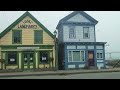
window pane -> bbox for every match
[81,51,85,61]
[69,26,76,38]
[100,53,103,58]
[73,51,80,61]
[8,52,17,64]
[68,51,72,62]
[84,27,89,38]
[35,31,41,43]
[13,31,21,43]
[97,53,99,58]
[40,51,48,63]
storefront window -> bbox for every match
[8,52,17,64]
[40,51,48,63]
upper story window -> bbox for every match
[69,26,76,39]
[34,30,43,44]
[83,27,90,39]
[12,30,22,44]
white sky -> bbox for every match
[0,11,119,54]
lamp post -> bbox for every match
[53,30,57,50]
[53,30,57,69]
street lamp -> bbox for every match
[53,30,57,50]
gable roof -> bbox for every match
[56,11,98,29]
[0,11,55,39]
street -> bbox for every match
[1,72,120,79]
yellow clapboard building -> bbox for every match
[0,11,58,70]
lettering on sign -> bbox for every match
[18,19,38,29]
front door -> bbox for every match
[88,51,95,66]
[23,52,34,69]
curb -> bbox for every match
[0,69,120,77]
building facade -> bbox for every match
[57,11,107,70]
[0,12,58,70]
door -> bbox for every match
[88,51,94,66]
[23,52,34,69]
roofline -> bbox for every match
[56,11,98,29]
[0,11,55,39]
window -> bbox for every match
[8,52,17,65]
[34,30,43,44]
[69,26,76,39]
[40,51,49,63]
[68,51,85,62]
[13,30,22,44]
[97,53,103,59]
[83,27,90,38]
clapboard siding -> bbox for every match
[67,13,90,22]
[63,25,95,42]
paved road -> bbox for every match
[1,72,120,79]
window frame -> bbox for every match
[83,27,90,39]
[7,52,18,65]
[69,26,76,39]
[34,30,43,44]
[68,50,85,62]
[12,30,22,44]
[96,52,103,59]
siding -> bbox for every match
[67,13,91,22]
[0,16,54,45]
[0,31,12,45]
[63,25,95,42]
[58,25,63,43]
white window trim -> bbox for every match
[68,50,85,62]
[96,52,103,59]
[69,26,76,39]
[83,27,90,39]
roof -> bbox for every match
[56,11,98,29]
[0,11,55,39]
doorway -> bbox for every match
[88,51,95,66]
[23,52,34,69]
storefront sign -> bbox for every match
[18,19,38,29]
[17,47,39,50]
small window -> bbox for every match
[8,52,17,65]
[13,30,22,44]
[83,27,90,38]
[69,26,76,39]
[34,30,43,44]
[97,53,103,59]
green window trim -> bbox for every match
[38,51,50,64]
[34,30,43,44]
[12,30,22,44]
[5,51,19,66]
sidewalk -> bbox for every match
[0,68,120,77]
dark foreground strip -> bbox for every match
[0,69,120,78]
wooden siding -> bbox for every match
[63,25,95,42]
[0,31,12,45]
[67,13,90,22]
[0,16,54,45]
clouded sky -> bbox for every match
[0,11,119,55]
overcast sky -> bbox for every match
[0,11,120,54]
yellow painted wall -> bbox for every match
[36,52,38,68]
[0,16,54,45]
[0,31,12,45]
[39,64,50,68]
[19,52,21,69]
[6,66,18,69]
